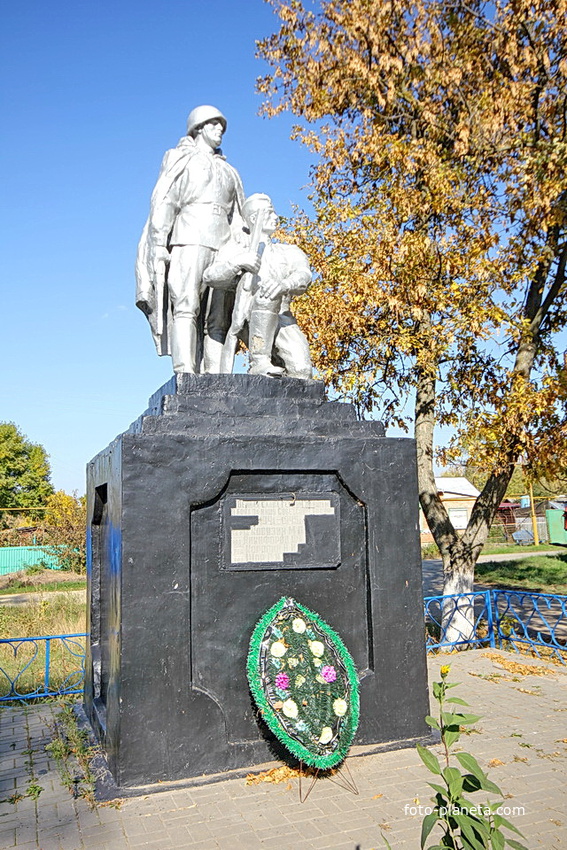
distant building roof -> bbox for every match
[435,477,481,499]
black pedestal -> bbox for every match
[84,375,429,788]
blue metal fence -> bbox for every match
[0,589,565,700]
[424,590,496,651]
[425,589,567,663]
[492,589,567,661]
[0,633,87,701]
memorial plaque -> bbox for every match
[223,492,340,570]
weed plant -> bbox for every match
[416,666,527,849]
[47,702,98,806]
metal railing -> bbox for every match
[425,589,567,663]
[424,590,496,651]
[492,589,567,661]
[1,589,565,701]
[0,633,87,702]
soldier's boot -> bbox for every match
[248,308,285,377]
[171,316,198,373]
[203,336,224,374]
[203,288,234,374]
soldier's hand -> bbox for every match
[136,299,153,316]
[233,251,261,274]
[152,245,170,266]
[258,278,287,300]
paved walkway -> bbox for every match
[0,649,565,849]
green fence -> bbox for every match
[546,510,567,546]
[0,547,61,575]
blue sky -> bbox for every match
[1,0,317,494]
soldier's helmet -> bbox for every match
[186,105,227,138]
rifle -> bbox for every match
[154,257,167,337]
[219,208,266,374]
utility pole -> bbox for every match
[528,479,540,545]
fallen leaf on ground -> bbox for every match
[482,651,560,677]
[245,766,301,785]
[245,764,338,785]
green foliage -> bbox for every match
[24,562,45,576]
[0,422,53,517]
[418,666,527,849]
[455,465,567,501]
[0,595,86,639]
[25,779,43,800]
[42,490,87,573]
[422,541,442,559]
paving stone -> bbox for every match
[14,821,38,842]
[0,825,16,847]
[81,841,117,850]
[184,840,222,850]
[127,834,173,849]
[0,650,564,849]
[300,833,353,849]
[80,822,126,841]
[117,816,151,836]
[217,832,264,850]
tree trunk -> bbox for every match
[416,223,565,644]
[414,234,558,640]
[415,364,516,642]
[415,363,471,640]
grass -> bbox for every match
[0,568,86,596]
[0,596,87,701]
[475,553,567,594]
[481,542,563,556]
[421,542,562,559]
[0,595,86,638]
[0,579,86,595]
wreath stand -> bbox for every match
[298,758,359,803]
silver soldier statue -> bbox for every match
[136,106,245,373]
[203,193,313,378]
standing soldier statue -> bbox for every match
[136,106,245,373]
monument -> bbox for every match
[84,107,430,789]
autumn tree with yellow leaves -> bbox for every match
[42,490,87,574]
[258,0,567,631]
